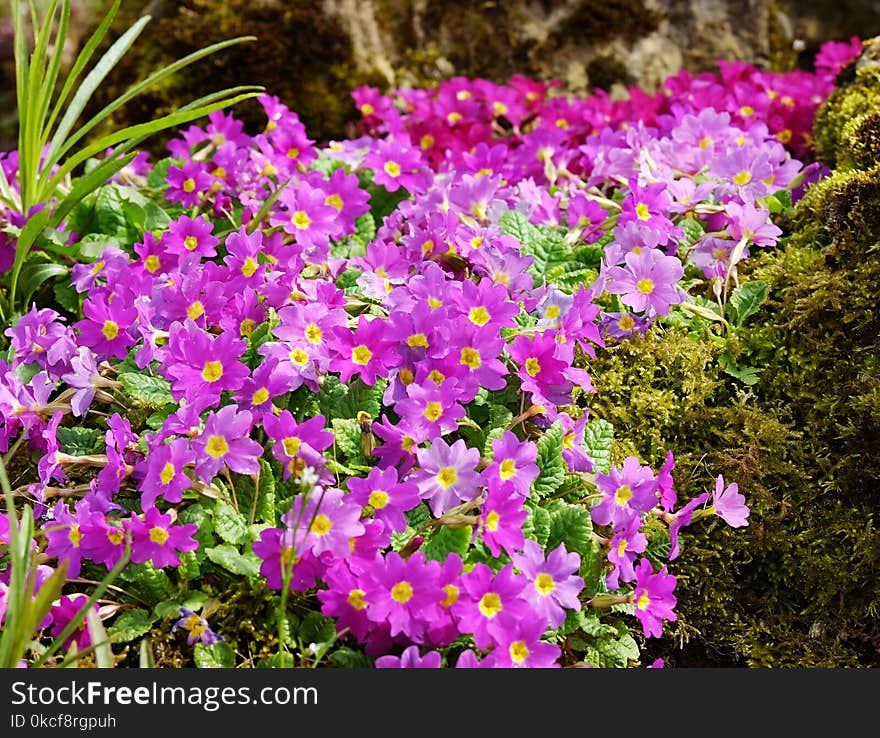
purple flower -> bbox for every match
[412,438,483,517]
[346,466,421,534]
[375,645,442,668]
[604,247,685,317]
[511,539,583,628]
[452,562,532,650]
[483,430,539,497]
[193,405,263,483]
[480,488,527,558]
[49,594,99,652]
[128,507,199,569]
[633,557,677,639]
[138,436,195,509]
[490,617,562,668]
[282,487,365,560]
[172,607,224,646]
[591,456,659,531]
[668,492,710,560]
[712,474,750,528]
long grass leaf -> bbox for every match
[50,35,258,169]
[41,91,261,200]
[13,0,33,206]
[25,0,59,176]
[37,0,71,147]
[46,14,151,168]
[86,609,115,668]
[44,0,120,145]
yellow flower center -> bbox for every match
[699,136,713,150]
[101,320,119,341]
[369,490,390,509]
[636,278,655,295]
[283,437,301,457]
[486,510,500,532]
[618,315,636,331]
[478,592,503,618]
[287,147,300,159]
[348,589,368,610]
[201,361,223,382]
[635,202,651,221]
[90,260,105,275]
[739,105,754,117]
[407,333,428,348]
[290,348,310,365]
[469,306,491,326]
[424,402,443,422]
[292,211,311,230]
[493,101,508,116]
[310,514,333,536]
[325,194,343,211]
[637,593,651,610]
[399,368,414,385]
[187,301,205,320]
[160,462,176,485]
[360,103,375,116]
[545,305,560,320]
[460,347,481,369]
[107,529,124,545]
[304,323,323,344]
[427,297,442,309]
[437,467,457,487]
[251,387,270,406]
[241,257,258,278]
[499,458,516,480]
[428,370,445,385]
[525,357,541,377]
[391,581,413,604]
[510,640,530,663]
[615,485,632,506]
[206,436,229,458]
[149,526,169,545]
[182,178,196,193]
[184,236,199,251]
[401,435,415,453]
[535,573,556,596]
[618,538,628,557]
[383,160,401,178]
[441,584,460,608]
[352,345,372,365]
[68,524,83,548]
[420,134,434,150]
[144,255,161,273]
[240,318,256,337]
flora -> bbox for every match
[0,14,862,667]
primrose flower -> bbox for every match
[172,607,224,646]
[511,539,583,628]
[162,214,219,258]
[480,488,527,558]
[412,437,483,517]
[328,314,399,386]
[49,594,99,652]
[74,293,137,360]
[592,455,659,531]
[346,466,421,534]
[491,617,562,668]
[193,405,263,483]
[606,514,648,590]
[127,507,199,569]
[712,474,750,528]
[632,558,678,639]
[483,430,539,497]
[282,487,365,560]
[603,247,685,317]
[375,645,442,668]
[139,436,196,509]
[452,562,532,651]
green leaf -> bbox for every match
[522,502,551,547]
[205,544,261,577]
[56,427,104,456]
[331,418,365,463]
[147,158,174,190]
[119,372,174,408]
[299,611,337,646]
[17,258,68,306]
[107,608,156,644]
[717,353,761,386]
[54,280,80,313]
[499,209,570,284]
[727,280,769,327]
[532,420,565,498]
[256,652,295,668]
[582,418,614,475]
[546,500,593,558]
[680,216,706,249]
[319,376,385,421]
[212,501,248,545]
[404,503,432,530]
[328,648,374,668]
[193,641,236,668]
[234,460,277,526]
[423,524,472,562]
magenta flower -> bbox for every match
[127,507,199,569]
[483,430,539,497]
[363,135,427,193]
[282,487,365,560]
[712,474,750,528]
[166,159,212,208]
[361,551,444,641]
[591,456,659,531]
[603,247,685,317]
[412,437,483,517]
[263,411,333,481]
[74,293,137,360]
[252,526,321,592]
[270,180,339,256]
[139,437,195,509]
[632,557,677,639]
[193,405,264,483]
[328,315,399,386]
[161,214,219,258]
[79,510,128,571]
[42,500,86,579]
[605,514,648,590]
[507,332,573,407]
[375,645,442,668]
[346,466,420,533]
[491,617,562,668]
[668,492,710,560]
[511,539,583,628]
[49,594,99,651]
[452,562,532,650]
[480,488,527,558]
[394,379,465,438]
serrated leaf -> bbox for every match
[499,209,569,284]
[56,426,104,456]
[680,216,706,248]
[582,419,613,475]
[718,352,761,386]
[546,500,593,558]
[178,503,215,551]
[194,641,235,668]
[299,611,337,646]
[578,628,640,668]
[119,372,173,408]
[107,608,156,643]
[154,600,184,619]
[423,524,472,562]
[320,376,385,421]
[727,280,769,327]
[54,280,81,313]
[354,212,376,244]
[329,648,373,668]
[532,420,565,498]
[118,563,175,603]
[205,544,261,577]
[331,417,364,462]
[256,652,295,668]
[522,502,551,546]
[212,500,248,545]
[404,503,431,530]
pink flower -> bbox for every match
[128,507,198,569]
[712,474,750,528]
